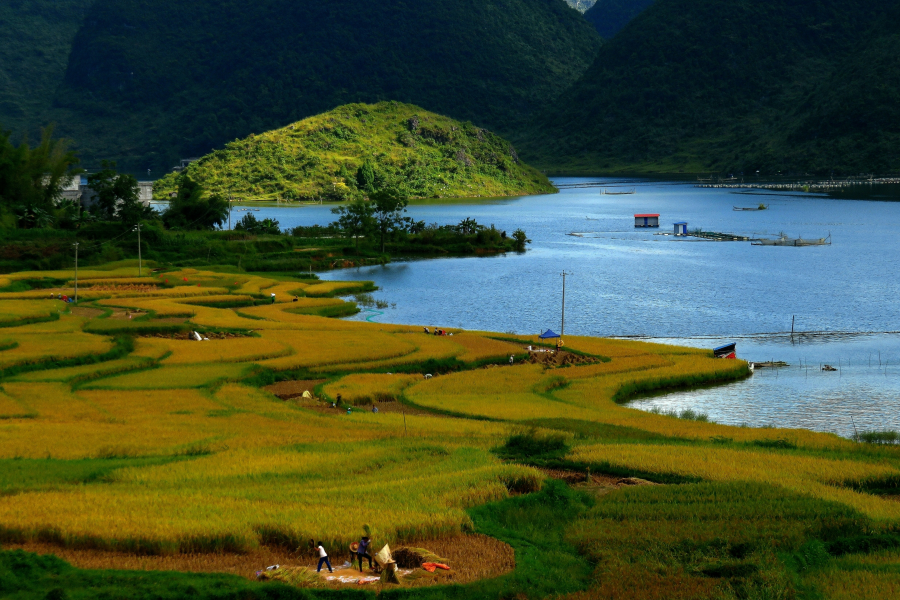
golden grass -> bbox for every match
[2,382,104,423]
[3,262,896,563]
[560,354,672,379]
[159,337,292,364]
[84,363,252,389]
[0,299,64,323]
[562,335,708,357]
[303,281,370,297]
[570,442,900,519]
[0,388,30,417]
[237,299,347,321]
[8,357,152,383]
[323,373,421,402]
[451,334,523,362]
[0,331,114,368]
[255,330,417,370]
[311,332,462,373]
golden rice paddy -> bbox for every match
[1,261,899,599]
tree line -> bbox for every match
[1,125,529,257]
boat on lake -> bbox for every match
[734,204,769,211]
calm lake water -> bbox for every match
[212,179,900,437]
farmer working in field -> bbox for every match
[316,541,333,573]
[355,535,373,571]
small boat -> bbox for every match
[713,343,737,359]
[604,188,636,195]
[733,204,769,211]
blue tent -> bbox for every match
[539,330,560,339]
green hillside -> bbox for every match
[583,0,655,38]
[524,0,898,175]
[0,0,93,136]
[54,0,600,172]
[773,6,900,174]
[152,102,556,202]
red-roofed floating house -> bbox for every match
[634,214,660,228]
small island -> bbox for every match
[153,101,556,203]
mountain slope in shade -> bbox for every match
[0,0,93,136]
[54,0,601,171]
[776,6,900,174]
[583,0,655,38]
[522,0,895,174]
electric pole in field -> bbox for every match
[560,270,568,336]
[73,242,79,303]
[134,223,142,276]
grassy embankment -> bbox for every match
[1,263,900,598]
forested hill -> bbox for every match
[524,0,900,175]
[583,0,655,38]
[54,0,601,172]
[777,5,900,174]
[152,102,555,202]
[0,0,93,136]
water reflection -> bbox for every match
[631,333,900,438]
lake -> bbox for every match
[206,178,900,437]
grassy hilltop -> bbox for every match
[152,102,556,202]
[50,0,600,171]
[2,263,900,598]
[525,0,900,175]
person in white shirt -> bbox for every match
[317,541,333,573]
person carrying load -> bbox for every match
[355,536,373,571]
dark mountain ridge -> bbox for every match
[55,0,601,171]
[525,0,898,175]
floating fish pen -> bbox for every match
[698,177,900,192]
[689,230,751,241]
[752,234,831,247]
[605,188,636,195]
[733,204,769,211]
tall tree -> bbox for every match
[356,159,377,194]
[0,125,80,223]
[331,199,375,250]
[162,174,229,230]
[370,187,409,253]
[87,160,147,225]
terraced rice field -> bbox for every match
[1,262,899,598]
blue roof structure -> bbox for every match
[539,330,561,339]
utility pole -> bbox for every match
[73,242,79,304]
[135,223,143,276]
[560,270,568,336]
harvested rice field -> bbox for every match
[5,533,513,587]
[1,262,899,599]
